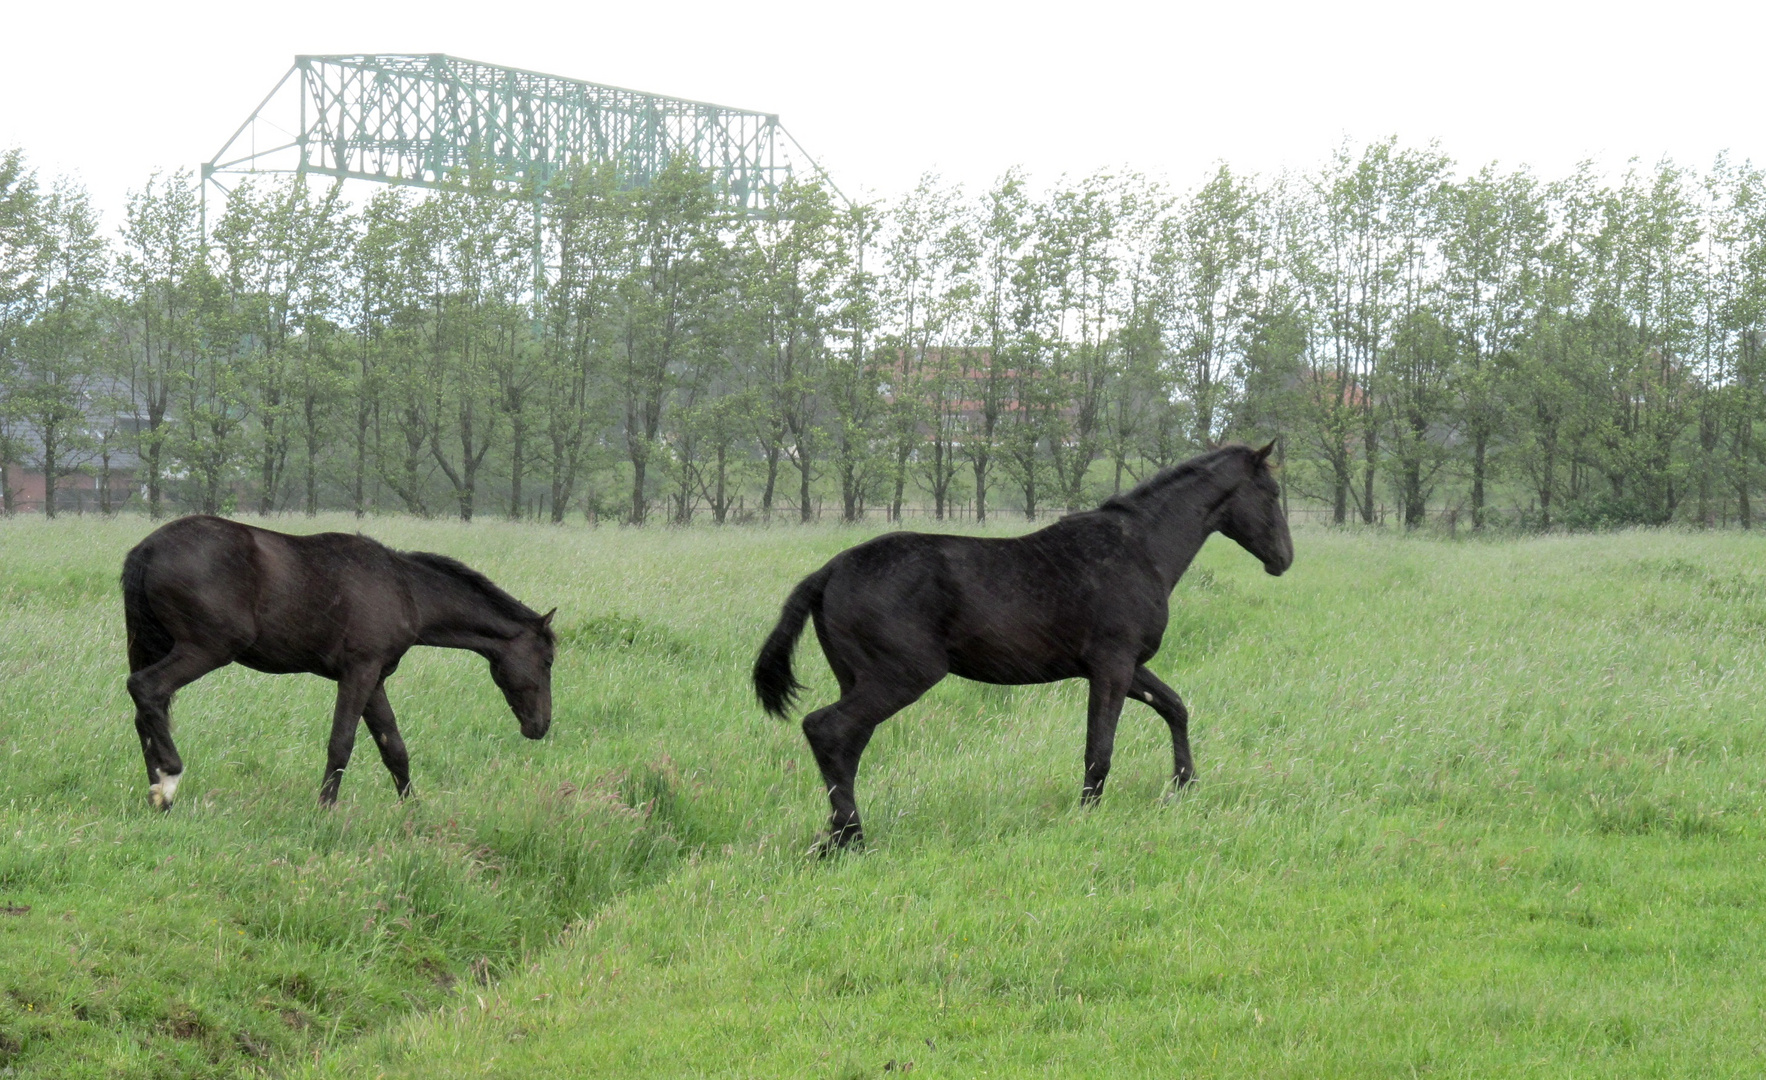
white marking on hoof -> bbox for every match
[148,771,182,810]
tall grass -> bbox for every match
[2,516,1764,1076]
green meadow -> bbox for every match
[1,515,1763,1077]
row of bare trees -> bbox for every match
[5,140,1766,527]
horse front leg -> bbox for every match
[1081,664,1134,805]
[1130,666,1194,790]
[361,681,412,799]
[320,669,381,805]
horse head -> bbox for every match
[1217,442,1293,576]
[490,608,557,739]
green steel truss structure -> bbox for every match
[203,54,836,216]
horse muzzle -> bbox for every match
[519,704,552,740]
[1263,535,1294,576]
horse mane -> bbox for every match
[1098,445,1254,515]
[399,550,551,639]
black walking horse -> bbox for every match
[121,515,556,810]
[754,443,1292,849]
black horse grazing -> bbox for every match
[121,515,556,810]
[753,443,1292,849]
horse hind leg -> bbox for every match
[801,679,935,853]
[1130,666,1194,790]
[126,643,228,811]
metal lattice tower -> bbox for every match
[203,54,837,220]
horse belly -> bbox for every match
[233,649,315,676]
[945,617,1083,685]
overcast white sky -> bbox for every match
[3,0,1761,225]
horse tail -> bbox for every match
[753,564,831,718]
[121,541,173,669]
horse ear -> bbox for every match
[540,608,557,627]
[1253,440,1276,465]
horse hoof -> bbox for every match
[811,831,864,859]
[147,772,181,811]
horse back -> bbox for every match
[236,528,416,674]
[125,516,416,677]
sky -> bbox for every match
[3,0,1762,227]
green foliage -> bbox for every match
[13,141,1766,528]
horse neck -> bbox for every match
[1131,461,1241,589]
[408,566,525,655]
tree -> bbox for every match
[749,179,840,523]
[541,163,623,522]
[1306,139,1450,525]
[963,170,1032,521]
[0,148,43,513]
[14,179,108,517]
[1171,165,1257,450]
[167,263,247,515]
[824,201,885,522]
[878,175,960,521]
[617,163,727,524]
[1580,161,1701,525]
[410,179,519,522]
[1037,173,1121,511]
[117,170,204,519]
[213,176,350,514]
[1441,165,1545,528]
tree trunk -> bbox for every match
[42,423,59,519]
[973,449,989,524]
[1471,430,1487,530]
[354,403,370,519]
[508,409,525,521]
[399,411,428,517]
[1698,404,1718,527]
[304,394,321,517]
[1737,416,1753,530]
[258,397,281,515]
[1359,428,1377,525]
[630,455,648,525]
[712,444,729,524]
[1332,451,1349,526]
[891,441,910,523]
[760,441,780,520]
[145,398,166,519]
[100,442,113,516]
[461,450,479,522]
[550,463,570,524]
[1539,436,1556,530]
[1403,460,1424,529]
[458,403,481,522]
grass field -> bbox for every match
[2,515,1764,1077]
